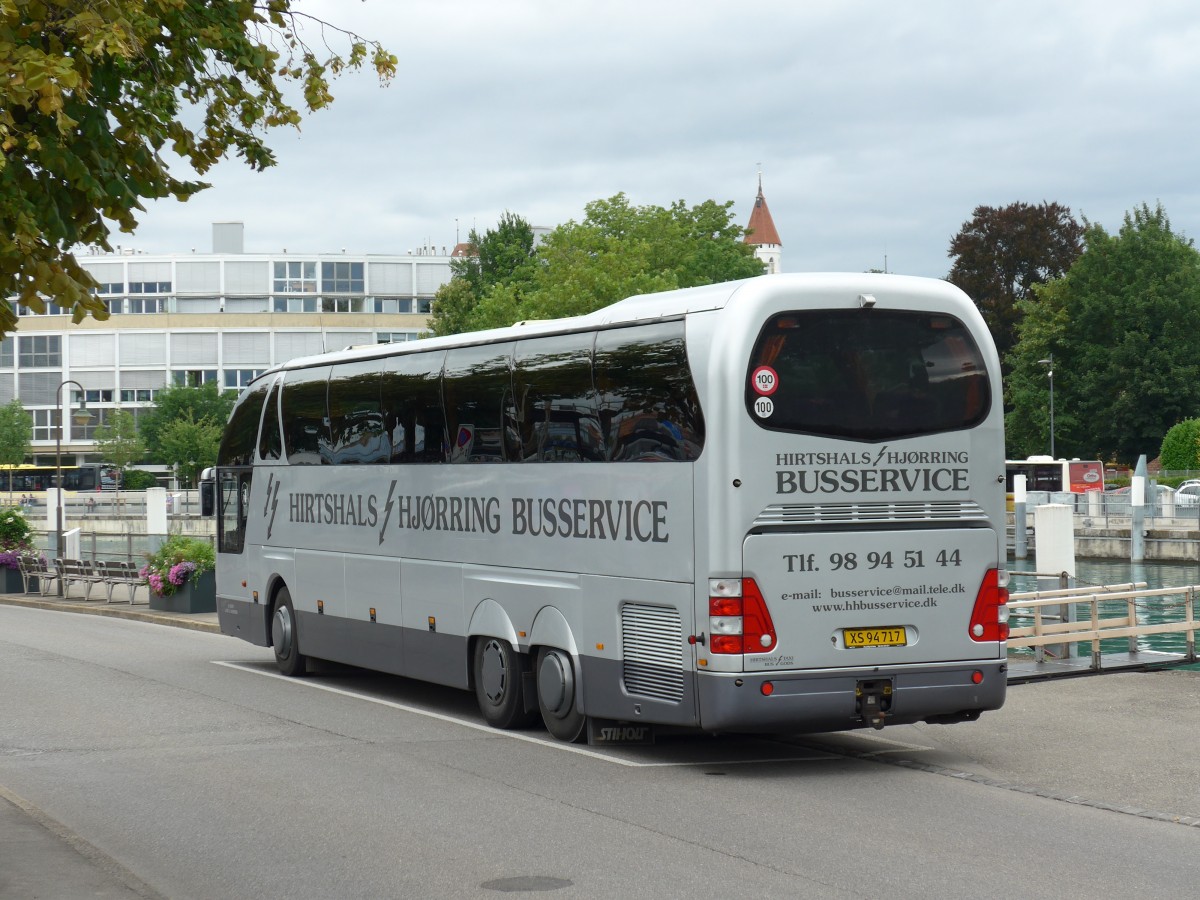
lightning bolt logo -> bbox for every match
[266,478,281,541]
[379,479,397,545]
[263,473,276,517]
[871,445,890,467]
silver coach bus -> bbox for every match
[210,272,1009,742]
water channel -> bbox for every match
[1009,555,1200,669]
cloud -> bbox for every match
[129,0,1200,279]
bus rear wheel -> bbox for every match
[537,647,586,743]
[272,587,307,677]
[473,638,535,730]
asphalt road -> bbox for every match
[2,604,1198,899]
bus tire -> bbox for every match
[473,637,534,730]
[537,647,586,743]
[272,587,307,677]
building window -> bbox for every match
[173,369,217,387]
[416,299,432,314]
[31,408,58,441]
[18,301,68,316]
[78,407,114,441]
[18,335,61,367]
[0,338,11,368]
[128,297,164,314]
[128,281,171,293]
[272,296,319,313]
[321,297,367,313]
[224,369,263,389]
[370,297,416,313]
[119,388,158,402]
[273,260,317,293]
[84,389,115,403]
[105,298,124,314]
[377,332,420,344]
[321,261,364,293]
[93,282,124,294]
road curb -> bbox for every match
[0,593,220,633]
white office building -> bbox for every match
[12,181,779,471]
[9,223,450,467]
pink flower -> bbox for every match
[168,561,196,586]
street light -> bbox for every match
[1037,355,1055,458]
[54,380,93,593]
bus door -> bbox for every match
[213,378,273,642]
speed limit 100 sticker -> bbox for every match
[753,396,774,418]
[751,365,778,396]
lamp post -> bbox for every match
[54,380,93,594]
[1037,355,1055,458]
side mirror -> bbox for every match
[199,468,215,517]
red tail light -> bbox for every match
[969,568,1009,642]
[708,578,777,654]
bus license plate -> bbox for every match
[844,627,907,649]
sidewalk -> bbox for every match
[0,587,219,633]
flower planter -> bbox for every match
[0,565,23,594]
[148,570,216,614]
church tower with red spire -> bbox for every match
[744,171,782,273]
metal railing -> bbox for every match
[1008,580,1198,670]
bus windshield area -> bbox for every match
[746,310,990,441]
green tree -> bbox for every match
[92,408,144,474]
[139,382,234,463]
[1006,203,1200,463]
[159,415,222,488]
[1159,419,1200,470]
[0,400,31,500]
[92,407,144,502]
[947,201,1084,362]
[0,2,396,335]
[440,194,764,334]
[430,212,536,336]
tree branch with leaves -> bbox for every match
[0,0,396,335]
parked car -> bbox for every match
[1175,483,1200,507]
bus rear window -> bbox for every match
[747,310,990,441]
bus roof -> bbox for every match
[250,272,976,384]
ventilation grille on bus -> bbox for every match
[754,500,989,528]
[621,603,685,703]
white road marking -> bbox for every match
[212,660,840,768]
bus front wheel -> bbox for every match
[473,637,534,730]
[537,648,586,743]
[272,587,308,677]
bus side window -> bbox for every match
[258,383,282,461]
[443,343,521,463]
[280,366,331,465]
[217,380,269,467]
[594,322,704,462]
[328,359,388,464]
[513,332,603,462]
[382,351,448,464]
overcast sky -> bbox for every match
[126,0,1200,279]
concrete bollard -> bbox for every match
[1014,475,1028,559]
[1034,503,1076,661]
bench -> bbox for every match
[97,560,144,605]
[55,558,108,600]
[18,556,60,596]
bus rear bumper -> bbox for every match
[696,660,1007,734]
[217,595,271,647]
